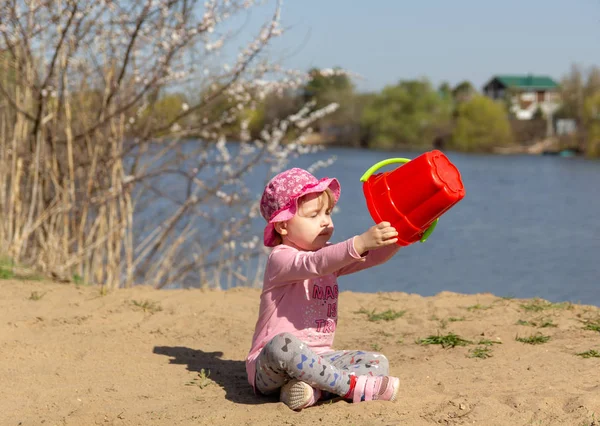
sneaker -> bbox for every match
[279,379,321,411]
[372,376,399,401]
[351,375,400,403]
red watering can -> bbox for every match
[360,150,465,246]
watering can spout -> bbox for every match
[361,150,465,246]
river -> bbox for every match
[263,147,600,305]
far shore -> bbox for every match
[301,132,582,157]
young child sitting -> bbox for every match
[246,167,402,410]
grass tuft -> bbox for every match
[465,304,492,312]
[131,299,163,314]
[356,308,406,322]
[185,369,213,389]
[0,256,43,281]
[478,338,502,346]
[0,268,14,279]
[73,274,88,286]
[539,320,558,328]
[469,346,493,359]
[520,298,573,312]
[576,350,600,359]
[516,318,558,328]
[0,256,15,279]
[370,343,382,352]
[416,332,472,348]
[581,320,600,333]
[29,291,46,301]
[515,333,551,345]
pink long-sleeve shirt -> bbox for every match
[246,237,400,390]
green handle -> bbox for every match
[360,158,410,182]
[419,218,438,243]
[360,157,439,244]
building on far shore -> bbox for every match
[482,75,561,121]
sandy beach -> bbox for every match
[1,278,599,426]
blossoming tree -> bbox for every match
[0,0,338,289]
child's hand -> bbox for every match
[354,222,398,255]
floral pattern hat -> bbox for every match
[259,168,341,247]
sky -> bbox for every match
[231,0,600,93]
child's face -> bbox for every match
[280,191,334,251]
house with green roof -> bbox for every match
[483,75,561,120]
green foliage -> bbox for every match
[137,93,188,135]
[244,69,359,144]
[244,105,266,139]
[584,91,600,157]
[361,79,452,149]
[560,64,600,158]
[532,106,544,120]
[438,82,453,100]
[452,80,475,103]
[560,64,587,119]
[301,68,371,145]
[245,90,301,139]
[304,67,354,108]
[155,94,187,122]
[451,95,513,151]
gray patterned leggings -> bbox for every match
[255,332,389,397]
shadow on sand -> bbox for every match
[153,346,277,405]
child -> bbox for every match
[246,167,402,411]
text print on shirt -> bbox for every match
[312,283,338,332]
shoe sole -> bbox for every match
[389,377,400,402]
[280,380,313,411]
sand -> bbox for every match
[1,279,599,426]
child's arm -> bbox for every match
[334,221,400,276]
[266,238,364,285]
[335,242,400,277]
[266,222,399,285]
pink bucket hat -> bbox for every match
[260,168,341,247]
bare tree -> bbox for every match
[0,0,338,289]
